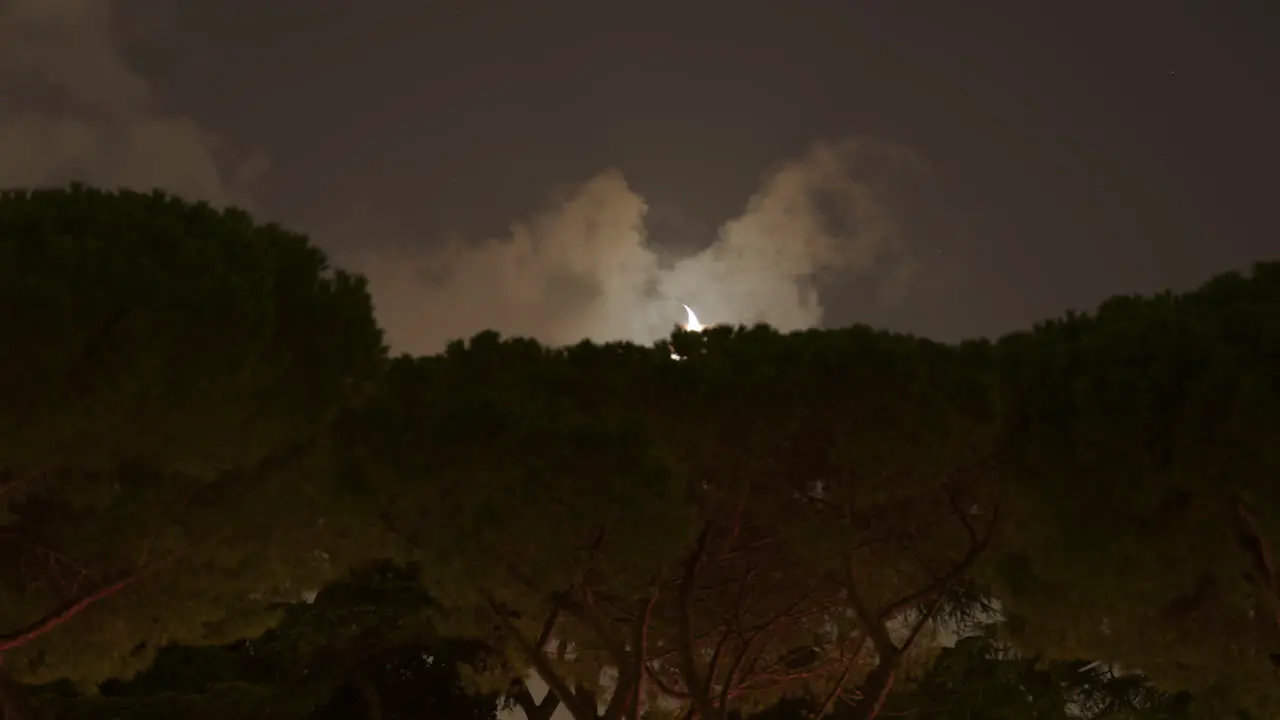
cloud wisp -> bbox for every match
[0,0,265,207]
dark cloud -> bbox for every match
[0,2,926,355]
[0,0,265,207]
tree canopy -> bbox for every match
[329,323,1006,720]
[0,186,386,692]
[0,184,384,477]
[1,184,1277,720]
[40,563,501,720]
[990,264,1280,717]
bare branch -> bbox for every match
[512,680,563,720]
[841,557,898,661]
[490,596,598,720]
[535,605,562,652]
[0,575,135,653]
[677,526,719,720]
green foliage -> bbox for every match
[882,634,1193,719]
[333,322,1009,719]
[0,184,385,478]
[345,334,696,621]
[0,185,386,687]
[40,563,501,720]
[5,181,1280,719]
[740,633,1196,720]
[46,681,326,720]
[991,261,1280,717]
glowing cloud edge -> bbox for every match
[670,304,706,360]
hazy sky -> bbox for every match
[2,0,1276,354]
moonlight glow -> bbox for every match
[682,304,705,332]
[671,304,706,360]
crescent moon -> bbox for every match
[682,304,704,332]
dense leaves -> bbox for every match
[0,184,384,477]
[992,263,1280,717]
[885,634,1193,720]
[2,184,1278,719]
[0,186,385,687]
[38,564,501,720]
[330,324,1008,720]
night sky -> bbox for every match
[3,1,1277,353]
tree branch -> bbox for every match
[842,486,1001,720]
[1236,499,1280,634]
[841,558,898,661]
[576,585,630,667]
[0,575,135,653]
[607,591,658,720]
[629,592,658,720]
[490,596,597,720]
[677,526,719,720]
[535,605,562,652]
[512,680,563,720]
[845,660,896,720]
[810,636,867,719]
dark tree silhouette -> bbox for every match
[3,183,1278,720]
[0,185,385,695]
[990,262,1280,718]
[43,564,501,720]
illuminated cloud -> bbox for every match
[347,138,923,354]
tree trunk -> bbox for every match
[845,660,897,720]
[514,680,563,720]
[0,576,133,653]
[351,672,383,720]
